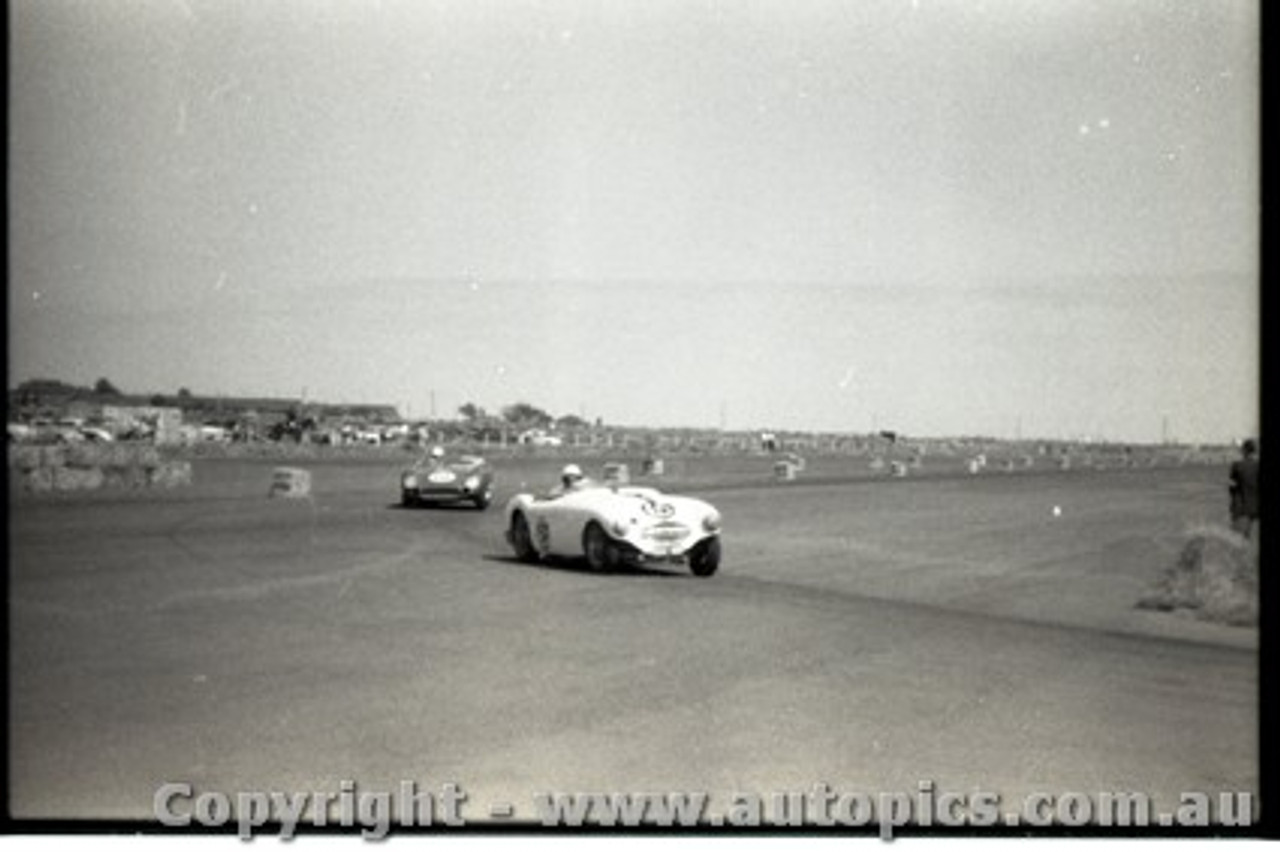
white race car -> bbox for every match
[504,483,722,576]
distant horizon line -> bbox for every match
[8,379,1240,449]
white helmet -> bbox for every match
[430,445,445,459]
[561,463,584,483]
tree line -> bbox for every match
[458,401,595,431]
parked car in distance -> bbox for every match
[517,429,564,447]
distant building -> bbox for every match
[324,404,402,424]
[10,380,402,439]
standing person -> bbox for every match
[1228,439,1259,538]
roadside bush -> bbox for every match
[64,442,162,469]
[101,465,151,490]
[8,441,186,493]
[8,446,42,471]
[7,446,67,470]
[18,467,54,492]
[1138,525,1258,626]
[147,461,194,489]
[52,465,105,491]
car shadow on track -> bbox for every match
[385,502,491,512]
[480,553,685,579]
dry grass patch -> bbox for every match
[1138,525,1258,627]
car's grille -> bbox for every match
[644,523,690,542]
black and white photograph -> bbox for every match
[6,0,1261,840]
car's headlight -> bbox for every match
[611,518,631,537]
[702,511,722,533]
[402,474,418,489]
[464,475,481,490]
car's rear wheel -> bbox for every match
[689,537,721,577]
[510,512,538,563]
[583,522,617,572]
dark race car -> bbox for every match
[400,454,495,510]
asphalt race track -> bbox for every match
[8,460,1257,826]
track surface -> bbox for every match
[8,460,1257,823]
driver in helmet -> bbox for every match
[423,444,447,469]
[550,463,590,496]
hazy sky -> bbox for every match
[9,0,1258,442]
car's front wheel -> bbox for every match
[689,537,721,577]
[510,512,538,563]
[401,490,418,508]
[473,485,494,510]
[583,522,618,572]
